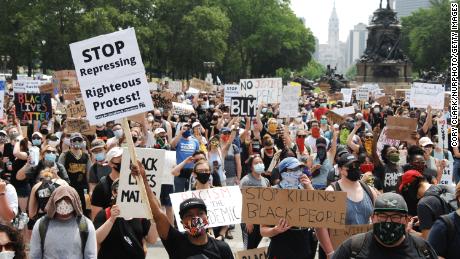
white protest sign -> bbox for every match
[70,28,154,125]
[149,82,158,91]
[341,88,352,103]
[364,83,379,97]
[169,81,182,93]
[116,147,165,219]
[12,80,44,93]
[356,86,369,101]
[377,126,401,158]
[0,81,4,119]
[239,78,282,104]
[438,117,449,149]
[158,151,176,186]
[279,84,300,118]
[224,84,240,106]
[170,186,242,231]
[230,97,257,117]
[409,83,444,110]
[333,106,355,116]
[440,161,454,186]
[172,102,195,115]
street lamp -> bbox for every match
[1,55,10,75]
[203,61,215,85]
[41,40,47,74]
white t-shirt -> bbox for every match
[0,184,18,224]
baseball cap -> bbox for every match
[374,192,408,214]
[0,130,7,136]
[32,132,43,138]
[419,137,434,147]
[179,198,207,218]
[371,102,380,108]
[70,132,83,140]
[221,127,231,133]
[105,147,123,162]
[192,122,201,128]
[47,133,59,141]
[398,170,424,192]
[337,153,358,167]
[90,139,105,151]
[154,128,166,135]
[278,157,302,173]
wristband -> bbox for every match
[326,251,334,256]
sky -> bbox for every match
[290,0,390,44]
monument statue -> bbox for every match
[380,0,391,10]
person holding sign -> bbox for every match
[131,161,234,259]
[332,193,437,259]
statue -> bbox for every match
[380,0,391,9]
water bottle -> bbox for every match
[29,146,40,167]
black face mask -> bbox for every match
[132,136,138,143]
[196,173,211,184]
[113,163,122,173]
[40,129,49,135]
[155,116,162,121]
[346,167,361,181]
[317,148,327,160]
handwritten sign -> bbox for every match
[356,86,369,101]
[236,247,268,259]
[330,224,373,249]
[170,186,242,231]
[12,80,44,93]
[231,97,257,117]
[341,89,352,103]
[224,84,240,106]
[326,111,345,124]
[279,84,300,118]
[65,118,96,135]
[377,126,401,157]
[240,78,282,105]
[241,187,347,229]
[409,83,445,109]
[333,106,355,117]
[172,102,195,115]
[386,116,417,141]
[14,93,52,121]
[116,147,165,219]
[66,101,87,118]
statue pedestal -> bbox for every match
[356,61,412,83]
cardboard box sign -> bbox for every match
[66,101,87,118]
[386,116,418,141]
[326,111,345,124]
[241,187,347,229]
[236,247,268,259]
[66,118,96,135]
[329,224,373,250]
[230,97,257,117]
[395,89,408,99]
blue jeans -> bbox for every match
[454,159,460,184]
[174,176,190,193]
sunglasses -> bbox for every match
[0,242,14,251]
[45,150,56,154]
[71,138,83,142]
[32,137,42,140]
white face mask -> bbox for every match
[147,115,154,122]
[113,129,124,139]
[48,140,59,148]
[0,251,15,259]
[56,200,74,215]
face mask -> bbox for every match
[184,216,208,237]
[147,115,154,122]
[373,108,380,113]
[296,137,305,153]
[95,152,106,162]
[0,136,7,144]
[63,138,71,146]
[254,163,265,174]
[311,127,321,138]
[40,128,49,135]
[346,166,361,181]
[360,163,374,173]
[280,170,302,189]
[112,163,122,173]
[221,135,230,143]
[320,118,328,124]
[8,132,19,141]
[195,173,211,184]
[0,251,15,259]
[113,129,124,139]
[182,129,191,138]
[56,199,74,215]
[48,140,59,148]
[317,148,327,160]
[155,115,162,121]
[302,115,308,122]
[32,139,42,146]
[132,136,138,143]
[44,153,56,162]
[320,103,327,108]
[339,128,350,145]
[373,221,406,246]
[387,153,400,164]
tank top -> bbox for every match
[36,180,61,213]
[345,190,373,225]
[64,151,89,190]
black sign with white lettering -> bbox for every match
[230,97,257,117]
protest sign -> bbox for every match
[0,81,4,118]
[409,83,445,110]
[440,161,454,186]
[39,83,55,95]
[377,126,401,157]
[386,116,417,141]
[236,247,268,259]
[239,78,282,105]
[376,95,389,106]
[328,93,344,102]
[69,28,154,125]
[241,187,347,229]
[326,111,345,124]
[333,106,355,117]
[13,80,44,93]
[65,118,96,135]
[230,97,257,117]
[341,88,352,103]
[279,84,300,118]
[356,86,369,101]
[170,186,242,231]
[116,147,165,219]
[66,101,87,118]
[438,117,449,150]
[169,81,182,93]
[364,83,379,97]
[224,84,240,106]
[172,102,195,115]
[158,151,176,186]
[190,78,213,92]
[330,224,373,250]
[395,89,409,99]
[14,93,52,121]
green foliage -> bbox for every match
[299,60,326,80]
[345,65,357,80]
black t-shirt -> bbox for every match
[267,228,313,259]
[427,211,460,259]
[417,185,447,230]
[88,164,112,184]
[161,226,234,259]
[10,155,28,189]
[333,231,437,259]
[374,163,402,193]
[91,176,113,209]
[94,208,150,259]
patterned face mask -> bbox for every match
[184,216,209,237]
[56,200,74,215]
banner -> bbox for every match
[13,80,45,93]
[239,78,282,105]
[341,88,352,103]
[66,101,87,118]
[230,97,257,117]
[241,187,347,229]
[330,224,373,249]
[116,147,166,219]
[279,84,300,118]
[65,118,96,135]
[409,83,445,109]
[224,84,240,106]
[172,102,195,115]
[14,93,52,121]
[69,28,154,125]
[170,186,242,231]
[236,247,268,259]
[386,116,418,141]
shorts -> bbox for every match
[15,184,31,198]
[160,184,174,207]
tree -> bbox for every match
[299,60,326,80]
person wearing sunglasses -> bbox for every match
[0,224,26,259]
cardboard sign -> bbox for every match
[66,101,87,118]
[395,89,409,99]
[239,78,282,105]
[65,118,96,135]
[386,116,417,141]
[356,86,369,101]
[375,95,389,106]
[341,89,352,103]
[326,111,345,124]
[14,93,52,121]
[279,84,300,118]
[333,106,355,117]
[190,78,213,92]
[330,224,373,249]
[168,81,182,93]
[170,186,242,231]
[116,147,165,219]
[241,187,347,229]
[230,97,257,117]
[236,247,268,259]
[224,84,240,106]
[39,83,55,95]
[172,102,195,115]
[12,80,45,93]
[409,83,445,110]
[377,126,401,157]
[69,28,154,125]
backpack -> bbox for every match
[438,213,458,256]
[331,180,375,204]
[39,215,88,257]
[423,184,458,214]
[349,231,434,259]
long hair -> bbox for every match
[0,224,26,259]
